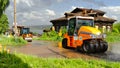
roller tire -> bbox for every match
[82,41,95,53]
[94,41,100,53]
[99,40,104,52]
[62,38,68,48]
[102,41,108,52]
[82,42,89,53]
[89,43,95,53]
[99,41,108,53]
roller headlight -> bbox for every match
[90,34,106,39]
[96,32,101,35]
[90,34,96,38]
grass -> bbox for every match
[0,52,120,68]
[0,35,27,46]
[106,32,120,43]
[17,54,120,68]
[0,52,30,68]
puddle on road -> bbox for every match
[57,42,120,61]
[88,43,120,61]
[8,40,120,61]
[108,43,120,54]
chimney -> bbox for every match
[64,13,68,18]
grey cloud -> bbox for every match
[6,0,95,26]
[80,0,106,6]
[13,0,60,12]
[6,0,60,26]
[100,6,120,22]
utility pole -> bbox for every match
[14,0,18,36]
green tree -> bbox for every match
[0,14,9,33]
[0,0,9,16]
[0,0,9,34]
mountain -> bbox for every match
[29,25,52,34]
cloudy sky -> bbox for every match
[5,0,120,26]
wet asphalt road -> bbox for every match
[90,43,120,61]
[9,40,120,62]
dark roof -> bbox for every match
[50,16,116,23]
[65,12,81,16]
[64,12,89,17]
[50,7,116,23]
[50,17,67,22]
[71,8,105,15]
[94,16,116,22]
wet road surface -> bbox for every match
[8,40,120,61]
[9,41,64,58]
[89,43,120,61]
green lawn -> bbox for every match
[0,52,120,68]
[0,35,27,46]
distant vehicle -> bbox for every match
[62,16,108,53]
[13,26,33,42]
[20,27,33,42]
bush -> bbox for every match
[112,22,120,33]
[35,26,67,41]
[61,26,67,35]
[112,28,119,33]
[37,31,63,41]
[105,22,120,43]
[106,32,120,43]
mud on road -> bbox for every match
[8,40,120,62]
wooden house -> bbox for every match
[50,8,116,32]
